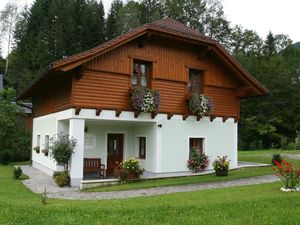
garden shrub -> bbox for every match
[13,166,22,179]
[0,150,13,165]
[54,171,70,187]
[272,153,282,165]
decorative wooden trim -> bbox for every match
[167,113,173,120]
[116,110,122,117]
[75,64,87,79]
[184,64,208,71]
[95,108,102,116]
[138,33,151,48]
[134,111,140,118]
[154,77,187,84]
[85,68,130,77]
[210,115,216,122]
[198,46,212,59]
[75,108,81,115]
[128,54,157,63]
[222,117,229,123]
[183,114,189,121]
[196,115,202,121]
[151,112,157,119]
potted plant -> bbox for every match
[41,148,49,156]
[34,146,40,153]
[188,94,212,117]
[114,158,145,180]
[187,148,209,172]
[130,86,160,114]
[213,155,230,176]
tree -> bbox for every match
[139,0,163,24]
[50,133,76,171]
[0,87,30,164]
[7,0,106,94]
[0,0,19,75]
[106,0,123,40]
[164,0,232,49]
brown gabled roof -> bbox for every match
[17,17,269,100]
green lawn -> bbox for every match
[1,163,300,225]
[239,149,300,165]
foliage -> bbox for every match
[272,153,282,165]
[0,88,30,163]
[8,0,106,93]
[54,171,70,187]
[41,149,48,156]
[187,148,209,171]
[273,159,300,189]
[212,156,230,171]
[13,166,22,179]
[114,158,144,180]
[130,86,160,113]
[50,133,76,170]
[188,94,212,117]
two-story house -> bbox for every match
[17,18,268,186]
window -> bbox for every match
[37,135,40,147]
[138,137,146,159]
[189,138,204,155]
[188,69,204,95]
[132,60,151,87]
[45,135,49,150]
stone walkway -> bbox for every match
[20,165,279,200]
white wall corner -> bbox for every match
[69,119,85,186]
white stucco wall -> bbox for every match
[32,116,59,175]
[159,116,237,173]
[31,109,237,181]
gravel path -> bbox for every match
[20,166,279,200]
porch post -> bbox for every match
[69,119,85,186]
[154,123,162,173]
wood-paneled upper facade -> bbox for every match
[17,18,269,119]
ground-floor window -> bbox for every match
[138,137,146,159]
[189,138,204,155]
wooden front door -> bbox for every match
[106,134,124,176]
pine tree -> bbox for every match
[106,0,123,40]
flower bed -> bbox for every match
[130,86,160,113]
[114,158,145,180]
[188,94,212,117]
[187,148,209,172]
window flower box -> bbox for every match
[188,93,212,117]
[130,86,160,114]
[34,146,40,154]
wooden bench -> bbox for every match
[83,158,105,178]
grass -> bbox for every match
[0,163,300,225]
[239,149,300,165]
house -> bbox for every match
[17,18,268,186]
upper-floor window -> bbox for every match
[132,60,151,87]
[188,69,204,95]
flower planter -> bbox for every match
[215,170,228,176]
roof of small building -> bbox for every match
[17,17,269,100]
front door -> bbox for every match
[107,134,124,176]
